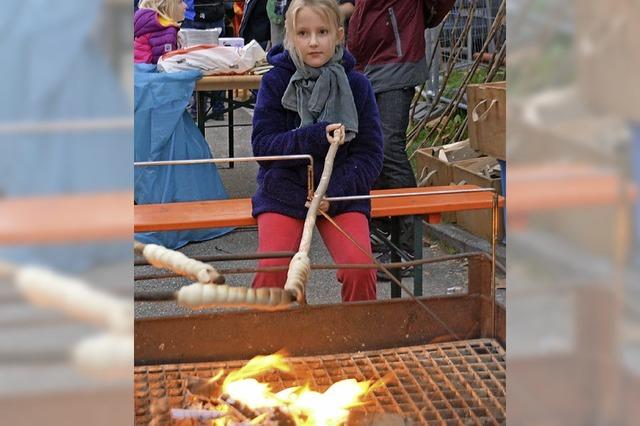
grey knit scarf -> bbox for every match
[281,45,358,142]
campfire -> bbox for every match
[136,256,506,425]
[153,352,382,425]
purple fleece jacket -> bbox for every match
[251,45,384,220]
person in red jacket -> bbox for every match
[347,0,454,276]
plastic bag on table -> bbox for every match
[157,39,266,75]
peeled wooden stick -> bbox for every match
[285,128,343,303]
[176,283,295,311]
[135,241,225,284]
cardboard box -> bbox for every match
[414,140,484,224]
[452,157,504,241]
[467,82,506,160]
[414,140,480,187]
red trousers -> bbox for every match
[252,212,377,301]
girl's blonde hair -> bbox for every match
[283,0,344,52]
[138,0,183,22]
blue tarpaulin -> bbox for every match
[134,64,232,249]
[0,1,132,272]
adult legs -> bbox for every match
[372,87,417,254]
[317,212,377,302]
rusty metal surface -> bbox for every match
[134,338,506,425]
[135,295,486,365]
[135,256,504,365]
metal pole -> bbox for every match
[390,217,402,298]
[491,192,498,338]
[134,252,491,282]
[134,154,314,168]
[134,250,296,266]
[228,89,235,168]
[197,91,205,136]
[325,187,496,202]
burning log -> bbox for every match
[186,375,224,399]
[135,241,225,284]
[251,407,297,426]
[171,408,225,421]
[220,393,260,420]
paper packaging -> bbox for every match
[414,140,483,224]
[178,28,222,48]
[467,81,506,160]
[452,157,504,241]
[415,140,481,188]
[218,37,245,48]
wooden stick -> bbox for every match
[135,241,225,284]
[284,130,343,303]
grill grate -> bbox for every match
[135,338,505,425]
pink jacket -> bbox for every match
[134,8,180,64]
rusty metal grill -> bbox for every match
[134,338,505,425]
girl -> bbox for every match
[134,0,187,64]
[251,0,384,302]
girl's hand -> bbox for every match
[305,198,330,213]
[318,199,330,213]
[326,123,346,145]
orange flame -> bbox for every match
[206,352,380,425]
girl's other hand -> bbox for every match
[319,199,330,213]
[326,123,346,145]
[305,198,330,213]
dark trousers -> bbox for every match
[372,87,417,254]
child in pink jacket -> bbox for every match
[134,0,187,64]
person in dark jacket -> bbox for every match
[182,0,227,120]
[251,0,384,302]
[348,0,454,270]
[239,0,271,49]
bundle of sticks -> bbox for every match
[150,376,296,426]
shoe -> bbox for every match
[211,112,225,121]
[370,232,389,253]
[375,251,414,282]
